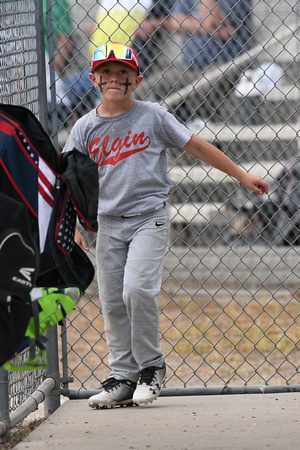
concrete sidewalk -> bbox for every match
[15,393,299,449]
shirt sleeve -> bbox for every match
[62,121,87,155]
[160,107,193,149]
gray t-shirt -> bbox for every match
[63,100,193,216]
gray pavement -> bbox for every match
[15,392,300,449]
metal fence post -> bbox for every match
[44,326,61,415]
[45,0,59,149]
[34,0,48,132]
[0,367,10,442]
[34,0,61,417]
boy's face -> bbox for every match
[89,61,143,100]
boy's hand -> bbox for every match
[240,173,269,196]
[75,226,88,252]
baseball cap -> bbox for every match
[91,42,140,75]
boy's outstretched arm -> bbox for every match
[184,134,269,195]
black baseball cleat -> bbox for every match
[133,364,166,405]
[88,378,137,409]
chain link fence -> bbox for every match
[0,0,300,433]
[0,0,47,430]
[0,0,39,114]
[53,0,299,393]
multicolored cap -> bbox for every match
[91,42,140,75]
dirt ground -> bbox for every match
[0,418,45,449]
[64,283,300,391]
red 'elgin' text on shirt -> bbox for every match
[89,130,151,166]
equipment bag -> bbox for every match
[0,104,99,370]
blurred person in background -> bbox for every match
[44,0,99,127]
[43,0,74,125]
[88,0,175,79]
[132,0,176,79]
[136,0,252,123]
[88,0,152,52]
[171,0,252,70]
[171,0,253,122]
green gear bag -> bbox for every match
[4,286,81,371]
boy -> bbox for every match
[63,42,268,409]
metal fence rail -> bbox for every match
[0,0,299,439]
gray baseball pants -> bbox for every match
[96,205,169,382]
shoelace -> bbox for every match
[101,378,120,391]
[139,366,160,385]
[101,378,136,392]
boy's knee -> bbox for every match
[102,300,126,319]
[123,283,141,303]
[123,283,158,309]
